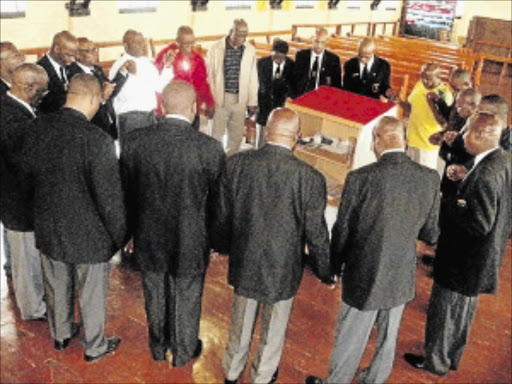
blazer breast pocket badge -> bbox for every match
[457,199,467,208]
[326,76,331,85]
[372,83,380,93]
[352,73,359,78]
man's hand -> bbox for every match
[101,82,116,101]
[426,91,441,103]
[123,238,134,255]
[163,50,177,68]
[443,131,459,146]
[446,164,468,181]
[121,59,137,75]
[429,131,444,146]
[247,106,259,116]
[322,275,338,290]
[385,88,399,103]
[205,106,215,120]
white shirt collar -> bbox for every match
[359,55,375,75]
[381,148,405,156]
[310,50,324,67]
[166,114,191,124]
[1,77,11,89]
[46,52,67,82]
[473,147,499,168]
[272,59,285,77]
[267,142,292,151]
[76,61,94,74]
[7,91,36,117]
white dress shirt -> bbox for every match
[165,114,191,124]
[46,53,68,83]
[359,55,375,77]
[464,147,500,180]
[272,60,285,79]
[109,53,174,115]
[310,50,324,89]
[76,61,94,75]
[7,92,36,118]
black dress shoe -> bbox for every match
[403,353,425,369]
[54,322,80,351]
[192,339,203,359]
[269,368,279,384]
[85,337,121,363]
[29,313,47,321]
[224,379,237,384]
[305,375,324,384]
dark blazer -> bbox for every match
[20,108,127,264]
[120,118,225,276]
[342,56,391,99]
[294,49,342,97]
[434,148,512,296]
[66,62,127,139]
[0,78,10,95]
[37,54,68,114]
[0,95,36,231]
[213,144,331,304]
[331,152,440,310]
[257,56,296,126]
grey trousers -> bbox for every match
[212,93,246,156]
[40,253,110,357]
[140,271,205,366]
[424,282,478,375]
[6,230,46,320]
[327,302,405,384]
[223,293,294,384]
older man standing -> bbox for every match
[294,28,342,97]
[214,108,332,384]
[20,74,126,362]
[0,42,25,95]
[404,113,512,376]
[0,64,48,321]
[120,81,225,366]
[306,116,440,384]
[207,19,258,156]
[37,31,78,114]
[343,37,391,99]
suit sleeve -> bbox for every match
[195,56,215,109]
[331,54,342,89]
[206,142,227,248]
[304,171,331,282]
[418,174,440,245]
[248,52,259,107]
[119,144,135,239]
[87,137,127,249]
[380,60,391,96]
[342,61,353,91]
[330,172,358,275]
[210,159,233,254]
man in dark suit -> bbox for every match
[0,64,48,321]
[294,28,342,97]
[256,40,295,147]
[120,81,225,366]
[214,108,332,384]
[1,42,25,95]
[404,113,512,376]
[343,37,391,99]
[37,31,78,114]
[20,74,126,362]
[0,41,26,279]
[306,116,440,384]
[66,37,128,139]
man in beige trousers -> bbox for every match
[207,19,259,156]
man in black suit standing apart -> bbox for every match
[214,108,332,384]
[306,116,440,384]
[294,28,342,97]
[256,40,295,147]
[120,81,225,366]
[66,37,128,139]
[20,74,126,362]
[0,64,48,321]
[404,113,512,376]
[37,31,78,114]
[343,37,391,99]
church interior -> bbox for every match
[0,0,511,383]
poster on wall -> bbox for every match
[404,0,459,41]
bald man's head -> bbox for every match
[372,116,406,158]
[0,41,25,82]
[65,73,101,119]
[464,113,502,155]
[123,30,145,57]
[266,108,300,148]
[358,37,376,65]
[449,68,472,93]
[229,19,248,49]
[479,94,509,128]
[421,62,442,90]
[161,81,197,120]
[176,26,195,56]
[312,28,329,55]
[455,88,481,119]
[11,63,49,107]
[50,31,78,66]
[77,37,99,67]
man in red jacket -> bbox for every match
[155,26,215,121]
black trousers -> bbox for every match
[141,270,205,366]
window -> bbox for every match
[118,0,157,14]
[455,0,464,19]
[382,0,398,10]
[295,0,316,8]
[346,0,362,9]
[0,0,26,18]
[225,0,253,10]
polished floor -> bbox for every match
[0,240,510,384]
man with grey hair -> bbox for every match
[0,42,25,95]
[343,37,391,99]
[37,31,78,114]
[1,63,48,321]
[306,116,440,384]
[207,19,259,156]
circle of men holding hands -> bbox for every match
[1,18,511,384]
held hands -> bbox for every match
[163,50,177,68]
[247,106,259,116]
[101,82,116,101]
[205,106,215,120]
[121,60,137,75]
[443,131,459,146]
[426,92,441,103]
[446,164,469,181]
[123,238,134,255]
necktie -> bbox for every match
[362,64,369,82]
[308,56,319,91]
[60,66,68,85]
[274,64,281,79]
